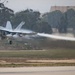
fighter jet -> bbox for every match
[0,21,37,44]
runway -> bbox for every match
[0,66,75,75]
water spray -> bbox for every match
[37,33,75,41]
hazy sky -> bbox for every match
[2,0,75,13]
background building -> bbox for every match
[50,6,75,13]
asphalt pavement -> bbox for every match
[0,66,75,75]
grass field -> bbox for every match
[0,49,75,59]
[0,49,75,67]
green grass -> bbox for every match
[0,49,75,67]
[0,49,75,59]
[0,63,75,67]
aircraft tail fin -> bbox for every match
[6,21,12,31]
[15,21,25,30]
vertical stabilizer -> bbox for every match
[6,21,12,31]
[15,21,25,30]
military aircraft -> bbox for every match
[0,21,75,44]
[0,21,37,44]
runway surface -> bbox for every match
[0,66,75,75]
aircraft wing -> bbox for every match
[0,27,12,34]
[0,27,36,37]
[12,29,37,35]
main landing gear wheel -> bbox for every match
[9,40,12,44]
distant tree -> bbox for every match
[46,10,63,28]
[12,9,40,30]
[65,9,75,28]
[58,15,67,33]
[42,10,68,33]
[0,3,14,26]
[33,21,52,34]
[42,13,49,22]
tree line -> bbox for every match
[11,9,52,34]
[0,7,75,34]
[43,9,75,33]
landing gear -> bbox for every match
[9,40,12,44]
[8,40,12,44]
